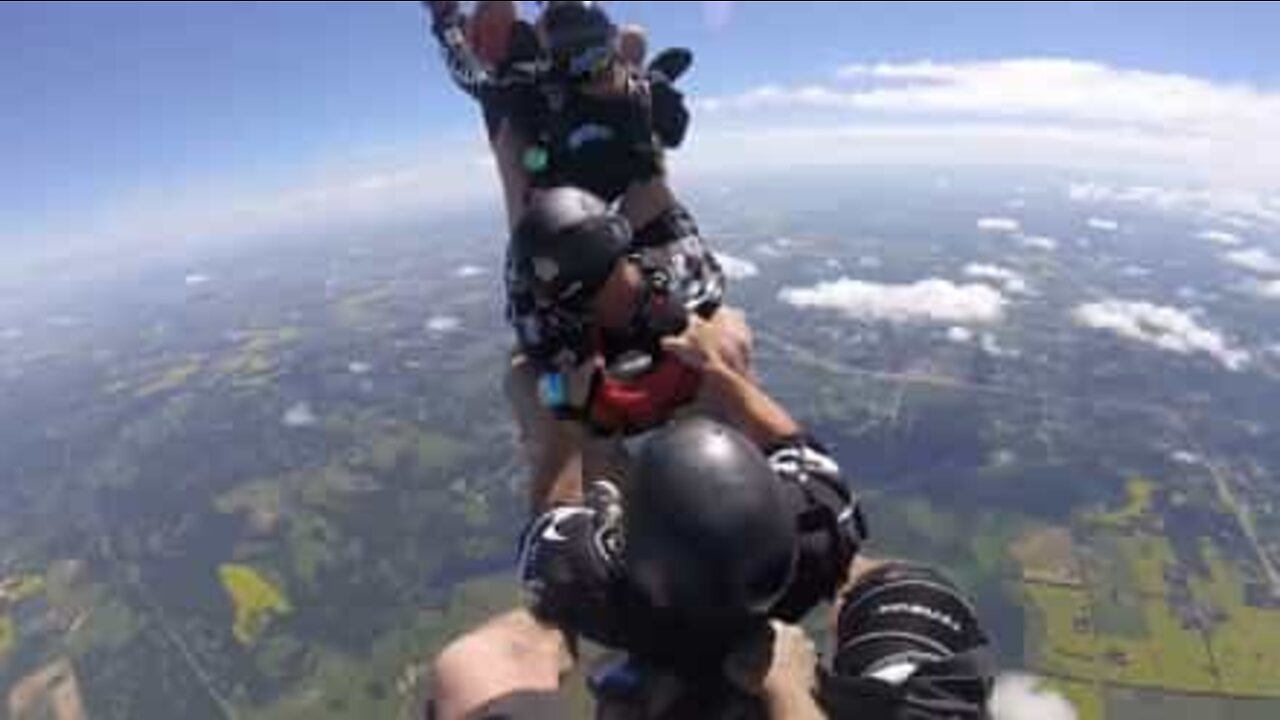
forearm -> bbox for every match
[426,3,492,100]
[762,683,827,720]
[529,423,588,512]
[700,364,802,448]
[506,357,586,513]
[620,176,677,233]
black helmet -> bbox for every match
[540,1,618,82]
[624,419,798,625]
[506,187,632,366]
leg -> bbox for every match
[492,121,533,232]
[430,609,572,720]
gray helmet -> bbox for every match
[506,187,632,366]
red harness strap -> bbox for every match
[588,354,702,435]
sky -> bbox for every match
[4,1,1280,261]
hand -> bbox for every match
[724,621,819,700]
[660,311,743,375]
[424,0,460,25]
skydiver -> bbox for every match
[421,0,730,343]
[503,187,752,513]
[428,416,995,719]
[430,296,860,716]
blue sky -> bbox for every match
[4,1,1280,253]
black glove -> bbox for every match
[517,483,628,645]
[768,439,867,621]
[649,75,690,149]
[646,48,693,149]
[423,0,461,32]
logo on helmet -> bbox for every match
[533,257,561,284]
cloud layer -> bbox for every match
[693,58,1280,189]
[1073,300,1249,371]
[780,278,1007,325]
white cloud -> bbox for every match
[1068,183,1280,227]
[426,315,462,334]
[1171,450,1203,466]
[1072,300,1249,371]
[978,217,1022,233]
[753,240,789,258]
[1223,248,1280,275]
[980,332,1016,358]
[1220,216,1256,230]
[1018,235,1058,252]
[964,263,1030,295]
[348,361,372,376]
[947,326,974,344]
[693,59,1280,190]
[779,278,1007,325]
[858,256,882,269]
[990,674,1077,720]
[283,402,318,428]
[1198,230,1244,247]
[1087,218,1120,232]
[714,252,760,280]
[455,265,488,279]
[184,273,211,287]
[1254,279,1280,299]
[1120,265,1152,279]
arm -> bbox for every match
[662,313,799,447]
[422,1,538,229]
[423,0,497,100]
[505,355,590,512]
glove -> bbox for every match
[517,483,628,646]
[768,439,867,621]
[649,74,690,149]
[423,0,462,34]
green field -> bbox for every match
[0,614,14,659]
[219,564,293,646]
[1192,545,1280,696]
[1021,478,1280,701]
[244,573,524,720]
[1106,687,1280,720]
[1022,583,1097,679]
